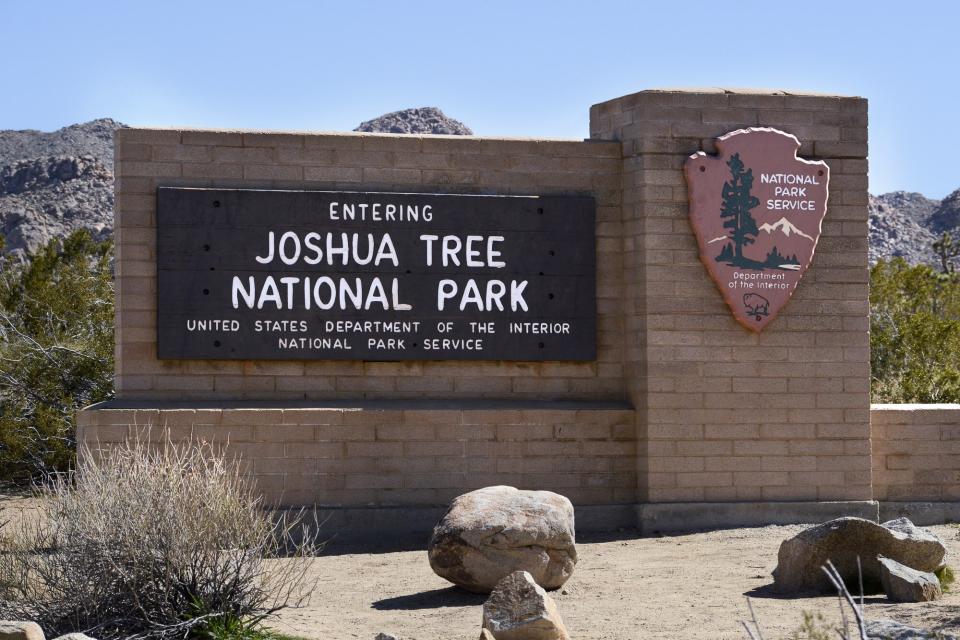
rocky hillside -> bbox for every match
[2,114,958,269]
[869,189,960,267]
[0,119,122,259]
[869,192,939,265]
[354,107,472,135]
[0,110,474,260]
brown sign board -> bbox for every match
[684,128,830,331]
[156,188,596,361]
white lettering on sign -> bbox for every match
[232,275,412,311]
[436,279,528,312]
[419,234,506,268]
[329,201,434,222]
[759,173,819,185]
[760,173,819,214]
[255,231,399,267]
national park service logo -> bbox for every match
[684,128,829,332]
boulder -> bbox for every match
[0,622,44,640]
[866,619,957,639]
[428,486,577,593]
[772,517,947,594]
[879,556,942,602]
[482,571,569,640]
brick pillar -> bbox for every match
[591,89,874,526]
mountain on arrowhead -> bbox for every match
[758,217,815,242]
[354,107,472,135]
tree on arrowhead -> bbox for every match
[719,153,760,266]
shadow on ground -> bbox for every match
[744,584,888,603]
[372,586,486,610]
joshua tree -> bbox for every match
[932,231,959,274]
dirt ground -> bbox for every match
[4,494,960,640]
[271,525,960,640]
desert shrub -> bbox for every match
[0,437,319,639]
[0,229,114,482]
[787,612,839,640]
[870,258,960,403]
[936,565,955,592]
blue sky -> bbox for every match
[3,1,954,197]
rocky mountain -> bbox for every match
[3,114,960,270]
[354,107,472,135]
[929,188,960,234]
[869,191,940,266]
[0,119,123,259]
[868,189,960,267]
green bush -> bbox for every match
[870,258,960,403]
[0,230,114,483]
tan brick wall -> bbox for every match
[83,88,877,513]
[77,406,636,507]
[872,404,960,501]
[113,130,624,401]
[589,89,872,503]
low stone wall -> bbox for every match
[80,402,960,531]
[872,404,960,503]
[77,402,636,507]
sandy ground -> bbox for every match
[270,526,960,640]
[4,493,960,639]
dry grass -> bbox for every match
[0,436,320,639]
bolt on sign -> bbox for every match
[156,188,596,360]
[684,128,830,331]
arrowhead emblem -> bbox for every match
[684,128,830,332]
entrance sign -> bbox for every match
[684,128,830,331]
[156,188,596,360]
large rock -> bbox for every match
[482,571,569,640]
[0,622,44,640]
[772,517,947,594]
[879,556,942,602]
[866,619,957,640]
[428,486,577,593]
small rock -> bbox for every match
[772,517,947,594]
[0,622,45,640]
[373,634,400,640]
[865,618,957,639]
[51,635,96,640]
[879,555,943,602]
[482,571,569,640]
[429,486,577,593]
